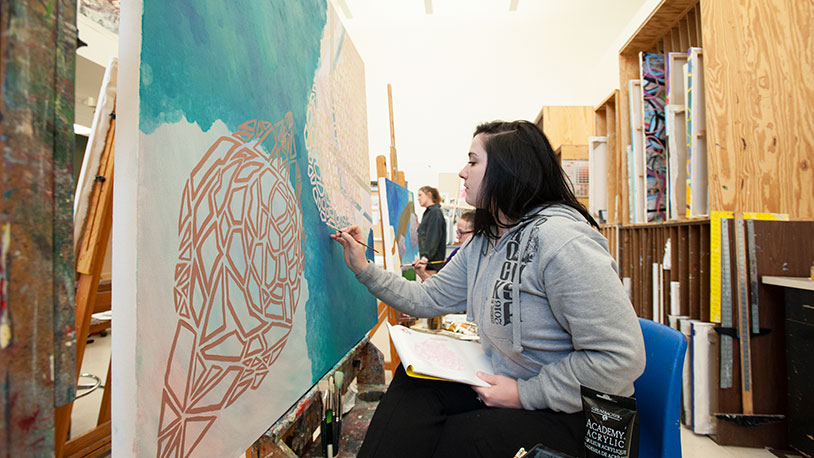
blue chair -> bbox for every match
[634,318,687,458]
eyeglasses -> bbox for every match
[456,230,473,237]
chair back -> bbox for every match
[634,318,687,458]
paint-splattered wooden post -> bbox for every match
[0,0,76,455]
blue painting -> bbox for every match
[378,178,420,273]
[116,1,376,456]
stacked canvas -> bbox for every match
[665,52,688,220]
[678,318,718,435]
[588,136,609,222]
[628,49,707,222]
[628,80,646,223]
[690,321,718,435]
[686,48,708,217]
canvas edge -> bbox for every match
[112,0,142,455]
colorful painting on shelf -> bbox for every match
[115,1,376,457]
[640,52,667,222]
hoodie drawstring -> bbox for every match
[511,221,535,353]
[466,237,484,324]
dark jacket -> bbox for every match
[417,203,446,271]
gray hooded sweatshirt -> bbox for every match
[356,204,645,413]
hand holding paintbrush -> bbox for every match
[327,223,378,253]
[329,224,374,275]
[401,259,445,268]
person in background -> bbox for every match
[415,210,475,281]
[331,120,645,457]
[416,185,447,273]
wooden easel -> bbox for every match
[368,83,411,373]
[53,110,116,458]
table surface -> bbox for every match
[761,276,814,291]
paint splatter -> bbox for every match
[1,224,12,349]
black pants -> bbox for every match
[357,365,585,458]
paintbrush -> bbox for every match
[327,223,379,254]
[327,375,335,458]
[334,371,344,444]
[400,259,445,267]
[318,380,330,458]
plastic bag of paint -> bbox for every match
[581,385,638,458]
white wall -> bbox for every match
[333,0,658,209]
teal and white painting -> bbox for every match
[114,1,376,457]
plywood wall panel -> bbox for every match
[701,0,814,219]
[541,106,593,152]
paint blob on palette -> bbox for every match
[116,1,376,457]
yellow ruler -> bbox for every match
[709,211,788,323]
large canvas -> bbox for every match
[114,2,377,457]
[377,177,420,274]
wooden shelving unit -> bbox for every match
[614,0,813,222]
[595,0,814,449]
[618,219,710,322]
[534,105,593,153]
[599,0,814,322]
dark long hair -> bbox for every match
[471,120,598,239]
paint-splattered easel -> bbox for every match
[53,102,116,458]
